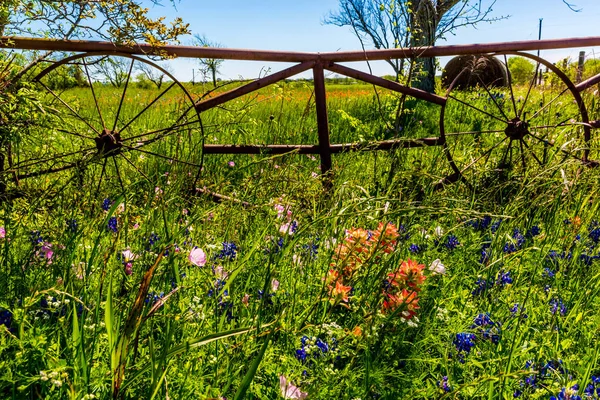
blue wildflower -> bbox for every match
[589,228,600,244]
[496,270,513,287]
[215,242,237,260]
[445,235,460,251]
[107,217,118,233]
[491,219,502,234]
[409,243,421,253]
[550,298,567,316]
[30,230,43,247]
[102,198,112,211]
[472,277,490,296]
[66,219,78,233]
[526,226,541,238]
[437,376,451,393]
[453,332,477,356]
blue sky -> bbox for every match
[146,0,600,81]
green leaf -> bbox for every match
[234,335,271,400]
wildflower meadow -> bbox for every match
[1,77,600,400]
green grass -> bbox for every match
[2,76,600,399]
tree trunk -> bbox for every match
[211,68,217,88]
[410,0,438,93]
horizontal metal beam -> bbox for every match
[326,62,446,106]
[2,36,600,63]
[202,138,443,155]
[195,61,315,112]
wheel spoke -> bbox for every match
[446,129,505,137]
[504,54,519,118]
[119,82,178,134]
[123,144,203,168]
[113,58,135,132]
[38,81,100,135]
[55,128,95,140]
[476,74,510,120]
[121,119,199,143]
[448,94,508,124]
[96,158,107,194]
[10,146,96,170]
[521,138,544,167]
[500,139,513,166]
[528,87,570,121]
[519,139,526,170]
[460,137,509,174]
[83,58,106,129]
[119,153,151,182]
[518,60,541,118]
[112,157,126,193]
[527,132,585,162]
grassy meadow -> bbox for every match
[3,65,600,400]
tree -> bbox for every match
[194,34,225,88]
[507,56,535,86]
[136,60,174,89]
[325,0,504,93]
[0,1,190,197]
[94,56,132,87]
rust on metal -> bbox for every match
[203,144,321,154]
[195,61,315,112]
[3,36,600,62]
[313,63,332,176]
[326,62,446,106]
[202,138,443,155]
[575,73,600,92]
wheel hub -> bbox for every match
[94,129,122,156]
[504,118,529,140]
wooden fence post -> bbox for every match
[577,51,585,83]
[312,62,332,184]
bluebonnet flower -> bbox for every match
[453,332,477,361]
[472,277,490,296]
[437,376,451,393]
[146,232,160,249]
[589,228,600,244]
[579,254,600,266]
[445,235,460,251]
[102,198,112,211]
[466,216,492,231]
[496,270,513,287]
[107,217,118,233]
[30,230,44,247]
[296,346,308,362]
[215,242,237,260]
[0,309,13,332]
[295,336,334,365]
[543,267,556,279]
[409,244,421,254]
[526,226,541,238]
[145,291,164,305]
[584,376,600,398]
[471,313,501,344]
[504,229,525,254]
[550,298,567,316]
[315,338,329,353]
[66,219,78,233]
[302,240,319,259]
[510,303,528,318]
[550,385,582,400]
[480,243,491,264]
[491,219,502,234]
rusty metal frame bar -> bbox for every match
[3,36,600,61]
[4,35,600,186]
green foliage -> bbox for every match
[507,56,535,85]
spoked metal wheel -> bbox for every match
[4,52,204,197]
[440,51,592,187]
